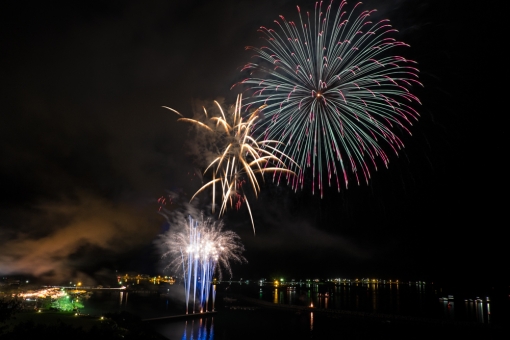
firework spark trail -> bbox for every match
[160,215,246,314]
[234,0,422,197]
[164,94,297,233]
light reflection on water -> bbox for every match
[183,318,214,340]
[79,282,504,327]
[437,296,494,324]
[461,299,491,324]
[253,282,495,324]
[152,317,215,340]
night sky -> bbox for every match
[0,0,502,287]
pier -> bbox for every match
[143,311,217,322]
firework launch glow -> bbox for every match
[165,94,297,233]
[234,0,422,197]
[160,215,246,314]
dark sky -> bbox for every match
[0,0,502,286]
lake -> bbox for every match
[78,281,509,339]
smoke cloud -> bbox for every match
[0,192,161,284]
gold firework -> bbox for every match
[165,94,296,233]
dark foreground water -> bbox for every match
[240,281,509,324]
[149,307,507,340]
[79,282,509,339]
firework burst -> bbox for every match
[234,0,422,197]
[160,215,246,313]
[165,94,296,233]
